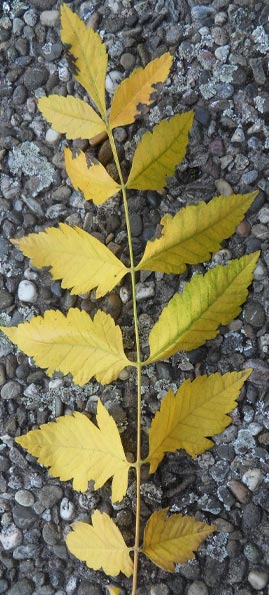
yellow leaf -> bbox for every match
[16,400,130,502]
[13,223,128,299]
[0,309,132,386]
[107,587,122,595]
[126,111,194,190]
[64,148,120,204]
[60,4,107,117]
[137,191,258,274]
[143,508,215,571]
[38,96,106,140]
[66,511,133,577]
[147,369,251,473]
[146,252,259,364]
[109,53,173,130]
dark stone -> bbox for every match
[12,84,28,105]
[244,301,265,328]
[8,579,34,595]
[24,67,49,91]
[0,288,13,308]
[195,106,211,126]
[242,502,262,531]
[38,485,63,508]
[12,504,37,529]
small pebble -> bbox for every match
[40,10,60,27]
[1,380,22,400]
[248,570,269,590]
[136,282,155,301]
[60,498,75,521]
[0,524,22,550]
[15,489,35,507]
[215,178,233,195]
[242,469,263,491]
[18,280,37,303]
[45,128,61,144]
[229,479,251,504]
[106,71,122,94]
[187,581,208,595]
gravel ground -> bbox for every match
[1,0,269,594]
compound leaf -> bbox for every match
[66,511,133,577]
[109,53,173,130]
[146,252,259,364]
[147,369,251,473]
[16,400,130,502]
[143,509,215,571]
[13,223,128,298]
[137,191,258,274]
[60,3,107,117]
[38,95,106,140]
[126,111,194,190]
[64,148,120,204]
[0,309,131,385]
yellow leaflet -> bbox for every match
[60,4,107,117]
[16,400,130,502]
[109,53,173,129]
[66,511,133,577]
[64,148,120,204]
[137,191,258,274]
[38,96,106,140]
[126,111,194,190]
[107,587,122,595]
[147,369,251,473]
[0,309,132,386]
[146,252,259,364]
[143,508,215,571]
[13,223,128,298]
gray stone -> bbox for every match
[1,381,22,400]
[13,84,28,105]
[40,10,60,27]
[0,523,22,550]
[77,584,103,595]
[24,67,49,91]
[8,579,34,595]
[229,479,251,504]
[39,485,63,508]
[187,581,208,595]
[248,570,268,590]
[15,489,35,507]
[13,544,40,559]
[244,301,265,328]
[24,9,38,27]
[242,503,262,530]
[42,522,61,545]
[8,142,56,197]
[41,42,62,62]
[120,52,136,70]
[0,288,13,309]
[228,555,247,583]
[12,503,37,529]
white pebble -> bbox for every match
[105,70,122,94]
[18,280,37,303]
[40,10,60,27]
[45,128,61,144]
[248,570,269,590]
[136,281,155,301]
[60,497,75,521]
[253,262,266,280]
[215,178,233,196]
[0,524,22,550]
[119,286,129,304]
[242,468,264,491]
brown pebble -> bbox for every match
[103,293,122,321]
[236,220,251,237]
[98,139,113,166]
[229,479,251,504]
